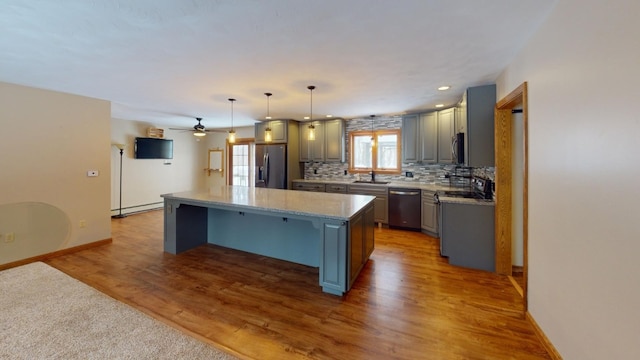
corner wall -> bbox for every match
[0,81,111,265]
[496,0,640,358]
[110,119,209,215]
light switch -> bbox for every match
[87,170,99,177]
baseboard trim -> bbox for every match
[0,238,112,271]
[526,311,563,360]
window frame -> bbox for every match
[348,129,402,174]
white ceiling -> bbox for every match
[0,0,556,130]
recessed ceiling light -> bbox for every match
[438,86,451,91]
[435,104,444,108]
[326,114,333,118]
[303,116,310,120]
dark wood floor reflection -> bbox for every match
[46,210,549,359]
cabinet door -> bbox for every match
[256,120,287,144]
[324,119,344,162]
[310,121,325,161]
[419,112,438,163]
[402,114,420,163]
[437,108,455,163]
[363,204,375,258]
[349,213,364,286]
[270,120,287,143]
[299,122,311,162]
[320,221,347,293]
[255,122,267,143]
[421,195,438,234]
[374,196,388,224]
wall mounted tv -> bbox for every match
[134,137,173,159]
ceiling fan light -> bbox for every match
[194,131,206,137]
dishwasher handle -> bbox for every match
[389,190,420,196]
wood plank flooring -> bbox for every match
[46,210,550,360]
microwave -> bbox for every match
[453,132,465,164]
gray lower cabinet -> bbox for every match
[292,181,326,192]
[348,184,388,225]
[439,201,495,272]
[421,190,438,236]
[348,204,375,287]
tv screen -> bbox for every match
[134,137,173,159]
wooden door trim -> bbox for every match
[495,82,529,310]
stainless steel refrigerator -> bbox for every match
[255,144,287,189]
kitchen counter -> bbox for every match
[162,186,375,221]
[293,178,495,205]
[161,186,376,295]
[293,178,455,191]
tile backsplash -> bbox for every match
[302,115,495,187]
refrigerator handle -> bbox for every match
[451,135,458,163]
[265,152,270,186]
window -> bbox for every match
[349,130,401,173]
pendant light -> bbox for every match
[264,92,273,142]
[370,115,376,146]
[228,98,236,144]
[307,85,316,141]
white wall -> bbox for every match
[109,121,256,213]
[496,1,640,358]
[0,82,111,265]
[110,119,210,214]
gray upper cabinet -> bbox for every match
[458,84,497,167]
[420,112,438,163]
[324,119,345,162]
[401,112,437,164]
[401,114,420,163]
[299,119,344,162]
[256,120,288,144]
[437,108,455,163]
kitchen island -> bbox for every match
[161,186,376,295]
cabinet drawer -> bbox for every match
[325,184,348,193]
[292,182,326,192]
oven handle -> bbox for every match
[389,190,420,196]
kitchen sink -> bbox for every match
[353,180,390,184]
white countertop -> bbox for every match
[293,178,496,205]
[293,178,455,192]
[161,186,376,221]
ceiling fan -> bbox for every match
[169,118,225,137]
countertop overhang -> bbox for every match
[161,186,376,221]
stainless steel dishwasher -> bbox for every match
[388,188,421,230]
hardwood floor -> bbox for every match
[46,210,550,359]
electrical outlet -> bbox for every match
[79,220,87,228]
[5,233,15,243]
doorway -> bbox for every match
[494,82,529,310]
[227,139,254,186]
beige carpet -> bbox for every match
[0,262,239,359]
